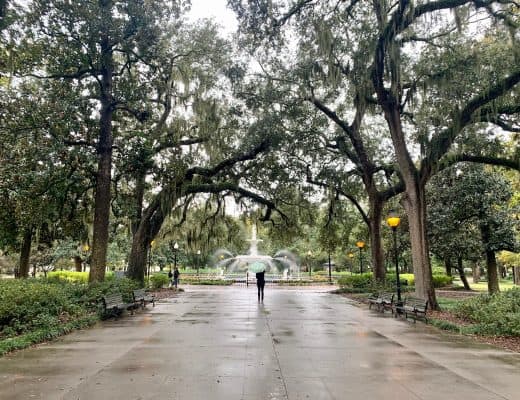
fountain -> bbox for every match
[214,224,299,278]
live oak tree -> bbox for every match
[14,0,188,282]
[230,0,519,308]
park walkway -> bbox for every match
[0,286,518,400]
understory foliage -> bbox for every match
[453,288,520,336]
[337,273,453,292]
[0,278,140,354]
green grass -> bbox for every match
[436,297,463,311]
[451,278,516,291]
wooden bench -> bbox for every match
[132,288,156,308]
[101,293,136,317]
[368,292,395,313]
[395,296,428,322]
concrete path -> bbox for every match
[0,286,519,400]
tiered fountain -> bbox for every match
[214,225,299,278]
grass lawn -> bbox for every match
[451,277,516,292]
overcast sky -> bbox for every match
[187,0,238,35]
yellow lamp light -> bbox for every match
[386,211,401,229]
[355,240,365,249]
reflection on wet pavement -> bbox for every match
[0,286,518,400]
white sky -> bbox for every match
[187,0,238,36]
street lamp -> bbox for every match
[172,241,179,271]
[355,241,365,273]
[147,240,155,278]
[348,252,354,275]
[196,250,201,276]
[82,244,90,272]
[307,250,312,278]
[386,211,402,305]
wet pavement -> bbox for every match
[0,286,519,400]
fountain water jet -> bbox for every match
[214,225,299,278]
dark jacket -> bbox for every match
[256,271,265,283]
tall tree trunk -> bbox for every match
[89,18,114,283]
[513,266,520,285]
[131,171,146,236]
[444,257,452,276]
[74,255,83,272]
[472,261,480,284]
[127,199,166,283]
[18,227,33,278]
[456,256,470,290]
[402,185,438,308]
[368,193,386,282]
[485,250,500,294]
[480,224,499,293]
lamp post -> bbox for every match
[307,250,312,278]
[82,244,90,272]
[172,241,179,272]
[328,251,332,284]
[355,241,365,273]
[348,252,354,275]
[147,240,155,278]
[196,250,201,277]
[386,211,402,305]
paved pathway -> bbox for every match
[0,286,519,400]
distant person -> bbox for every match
[173,266,180,289]
[256,271,265,302]
[168,269,173,287]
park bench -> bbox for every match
[132,288,156,309]
[395,296,428,322]
[368,292,395,313]
[101,292,136,317]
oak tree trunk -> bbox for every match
[368,194,386,282]
[486,250,500,294]
[513,266,520,285]
[89,17,114,283]
[74,256,83,272]
[445,258,452,277]
[456,256,470,290]
[402,184,438,309]
[472,261,480,284]
[18,227,33,278]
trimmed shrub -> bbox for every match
[453,287,520,337]
[338,273,374,289]
[47,270,115,283]
[149,273,170,289]
[432,274,453,288]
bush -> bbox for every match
[0,280,88,339]
[47,270,115,283]
[453,287,520,337]
[432,274,453,288]
[149,273,169,289]
[338,273,374,289]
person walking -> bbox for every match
[173,266,180,289]
[256,270,265,302]
[168,269,173,287]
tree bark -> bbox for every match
[485,250,500,294]
[456,256,470,290]
[18,227,33,278]
[402,184,437,309]
[368,193,386,282]
[74,255,83,272]
[480,224,499,293]
[472,261,480,284]
[127,197,166,284]
[445,257,452,277]
[513,266,520,285]
[89,11,114,283]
